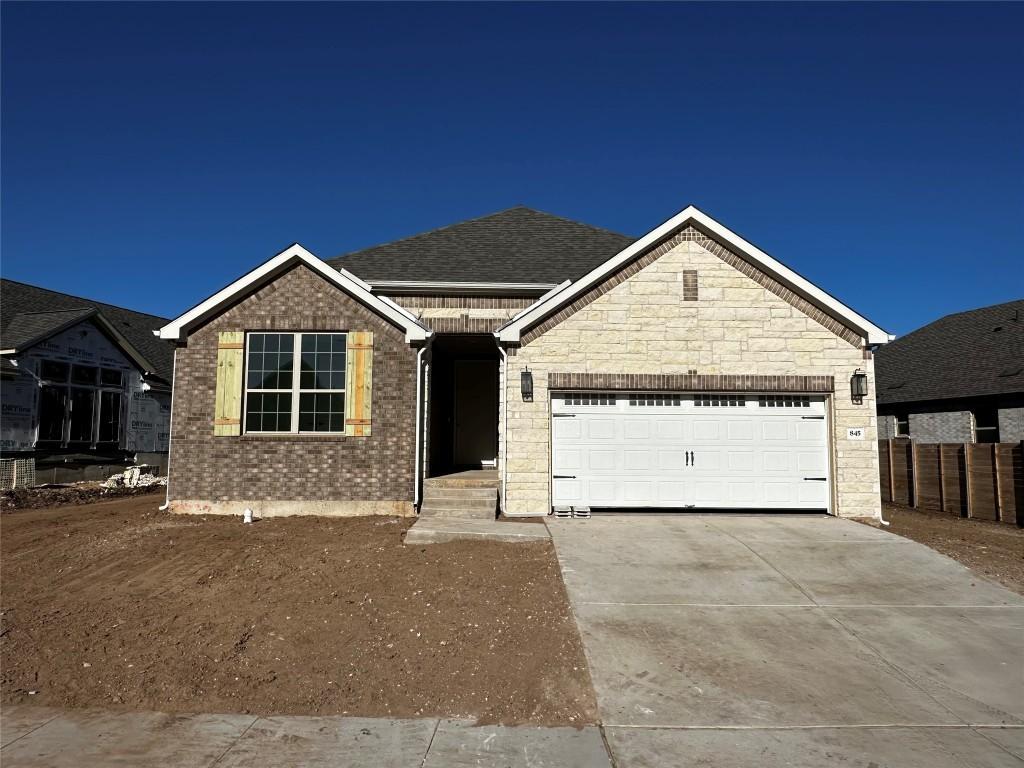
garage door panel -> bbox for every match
[553,421,581,442]
[624,449,651,470]
[623,421,650,440]
[553,448,581,471]
[660,450,686,470]
[550,392,829,511]
[589,449,617,471]
[588,419,616,440]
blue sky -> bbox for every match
[2,2,1021,335]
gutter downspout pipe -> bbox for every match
[159,346,178,512]
[413,338,432,511]
[496,341,508,514]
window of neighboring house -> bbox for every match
[97,390,123,444]
[973,408,1000,443]
[71,364,98,385]
[37,385,68,443]
[895,414,910,437]
[34,360,128,448]
[67,388,96,443]
[244,332,347,434]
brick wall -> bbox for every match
[169,264,418,517]
[501,236,881,519]
[998,407,1024,442]
[907,411,973,443]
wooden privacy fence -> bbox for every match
[879,439,1024,525]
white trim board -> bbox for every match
[157,244,432,343]
[496,206,892,346]
[367,280,559,296]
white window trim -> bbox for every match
[243,331,348,435]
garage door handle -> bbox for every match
[803,477,827,481]
[801,416,825,420]
[553,475,577,479]
[552,414,576,418]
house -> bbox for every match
[157,205,891,519]
[0,279,174,486]
[875,299,1024,444]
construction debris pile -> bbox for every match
[101,465,167,489]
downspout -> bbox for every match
[159,346,178,512]
[413,340,431,511]
[497,342,508,513]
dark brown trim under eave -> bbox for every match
[547,372,835,393]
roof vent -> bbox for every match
[998,366,1023,378]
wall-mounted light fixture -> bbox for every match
[850,368,868,404]
[521,368,534,402]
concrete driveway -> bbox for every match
[547,514,1024,767]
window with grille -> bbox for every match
[758,395,811,408]
[629,393,682,406]
[561,392,615,406]
[245,332,347,433]
[694,394,746,407]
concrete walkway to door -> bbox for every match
[547,514,1024,768]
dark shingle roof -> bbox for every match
[327,206,635,284]
[875,299,1024,405]
[0,279,174,382]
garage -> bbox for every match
[550,391,830,511]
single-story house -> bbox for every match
[0,279,174,486]
[876,299,1024,444]
[158,205,891,519]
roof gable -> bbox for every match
[497,206,891,346]
[0,279,174,381]
[158,244,431,343]
[875,299,1024,404]
[328,206,635,286]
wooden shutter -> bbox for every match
[213,331,244,436]
[345,331,373,437]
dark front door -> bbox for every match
[453,359,498,467]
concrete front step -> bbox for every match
[405,517,551,545]
[423,486,497,501]
[424,470,499,489]
[419,505,496,520]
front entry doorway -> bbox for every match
[428,335,500,475]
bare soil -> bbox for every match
[0,496,597,725]
[861,503,1024,595]
[1,483,163,511]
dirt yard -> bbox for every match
[861,503,1024,595]
[0,496,597,725]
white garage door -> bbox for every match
[551,391,830,511]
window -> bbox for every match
[71,364,98,385]
[895,414,910,437]
[38,386,67,443]
[696,394,747,407]
[973,408,1000,444]
[757,395,810,408]
[40,360,69,382]
[67,388,95,443]
[629,393,682,407]
[100,368,124,387]
[98,390,123,444]
[561,392,615,406]
[244,332,347,433]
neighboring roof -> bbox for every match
[328,206,636,285]
[0,279,174,381]
[875,299,1024,405]
[159,243,431,343]
[497,205,892,346]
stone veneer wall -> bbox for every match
[501,237,881,519]
[169,264,418,517]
